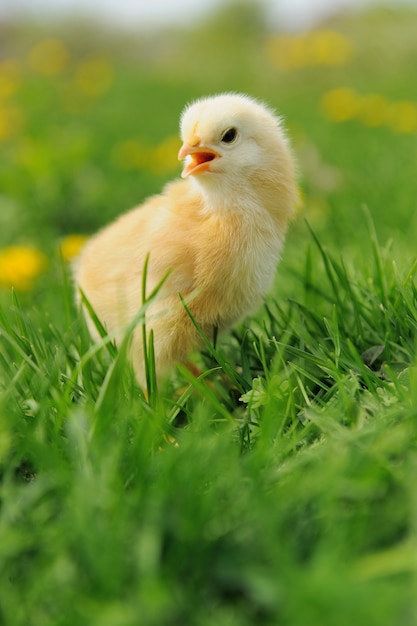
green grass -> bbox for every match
[2,3,417,625]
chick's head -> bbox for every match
[178,93,293,194]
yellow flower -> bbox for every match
[387,101,417,134]
[265,30,353,71]
[74,58,113,98]
[148,135,181,175]
[0,59,21,100]
[309,30,354,67]
[58,235,89,262]
[321,87,417,134]
[0,246,48,290]
[27,39,69,77]
[321,87,360,122]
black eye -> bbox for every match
[221,127,238,144]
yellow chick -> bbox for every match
[74,93,298,387]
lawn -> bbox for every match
[1,3,417,625]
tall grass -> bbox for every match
[1,217,417,625]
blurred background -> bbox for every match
[0,0,417,291]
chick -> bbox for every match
[74,93,298,387]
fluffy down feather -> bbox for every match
[74,93,298,387]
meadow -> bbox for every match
[1,2,417,624]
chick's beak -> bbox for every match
[178,143,220,178]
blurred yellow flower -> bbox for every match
[0,246,48,290]
[0,105,24,141]
[387,101,417,134]
[321,87,417,135]
[309,30,354,67]
[266,30,354,71]
[59,235,89,262]
[148,135,181,175]
[27,39,69,77]
[74,58,113,98]
[0,59,21,100]
[321,87,360,122]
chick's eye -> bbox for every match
[221,127,238,144]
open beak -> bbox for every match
[178,143,220,178]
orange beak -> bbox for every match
[178,143,220,178]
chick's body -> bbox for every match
[75,93,298,386]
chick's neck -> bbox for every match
[190,169,293,228]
